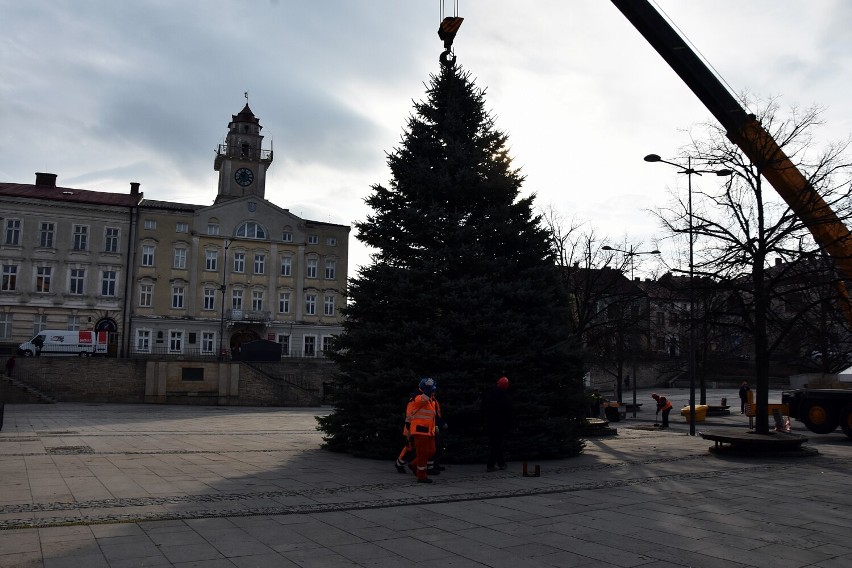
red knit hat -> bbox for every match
[497,376,509,389]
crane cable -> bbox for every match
[438,0,463,67]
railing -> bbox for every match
[215,144,272,161]
[126,345,331,360]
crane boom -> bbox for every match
[611,0,852,320]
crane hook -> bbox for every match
[438,16,463,68]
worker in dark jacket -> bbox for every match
[482,376,512,472]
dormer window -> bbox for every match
[235,221,266,239]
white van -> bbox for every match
[18,330,108,357]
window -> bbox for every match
[171,285,185,309]
[169,330,184,353]
[280,256,292,276]
[34,315,48,336]
[141,244,155,267]
[173,248,187,269]
[101,271,117,296]
[70,269,85,294]
[324,294,335,316]
[278,291,291,314]
[325,259,336,279]
[304,336,316,357]
[139,283,153,307]
[207,224,220,235]
[235,221,266,239]
[67,316,81,331]
[4,219,21,246]
[39,222,55,247]
[307,258,318,278]
[252,290,263,311]
[203,287,216,310]
[201,332,215,354]
[322,336,333,353]
[205,250,218,271]
[231,289,243,310]
[308,235,319,244]
[657,312,665,325]
[253,254,265,275]
[0,313,10,339]
[144,219,157,230]
[326,237,337,246]
[277,334,290,356]
[136,329,151,353]
[233,252,245,273]
[282,231,293,242]
[35,267,52,293]
[176,222,189,233]
[2,265,18,291]
[104,227,120,253]
[305,293,317,315]
[73,225,88,250]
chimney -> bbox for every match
[130,182,141,195]
[775,258,782,266]
[573,261,579,269]
[35,172,57,187]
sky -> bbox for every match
[3,1,852,278]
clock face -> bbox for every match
[235,167,254,187]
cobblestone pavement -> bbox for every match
[0,388,850,567]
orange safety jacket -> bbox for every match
[408,394,437,437]
[656,397,673,412]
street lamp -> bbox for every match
[218,238,232,360]
[644,154,731,435]
[601,244,661,417]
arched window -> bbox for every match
[235,221,266,239]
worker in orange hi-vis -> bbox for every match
[407,377,439,484]
[651,393,673,428]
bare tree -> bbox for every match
[654,96,852,433]
[541,206,659,402]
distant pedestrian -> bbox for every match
[4,355,14,377]
[651,393,673,428]
[739,381,750,414]
[482,376,512,472]
[588,389,602,418]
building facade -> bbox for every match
[1,104,350,358]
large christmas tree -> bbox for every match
[317,61,587,462]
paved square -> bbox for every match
[1,389,850,567]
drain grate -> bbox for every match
[45,446,94,455]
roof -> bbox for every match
[139,199,202,212]
[0,182,142,207]
[231,103,260,126]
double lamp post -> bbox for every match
[643,154,731,436]
[601,244,660,418]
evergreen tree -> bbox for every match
[317,63,587,462]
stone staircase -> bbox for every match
[1,374,56,404]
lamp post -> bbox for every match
[218,238,232,360]
[601,244,661,418]
[644,154,731,435]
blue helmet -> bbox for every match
[418,377,436,395]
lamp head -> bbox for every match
[601,245,614,251]
[644,154,662,162]
[715,169,733,176]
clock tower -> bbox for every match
[214,102,273,203]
